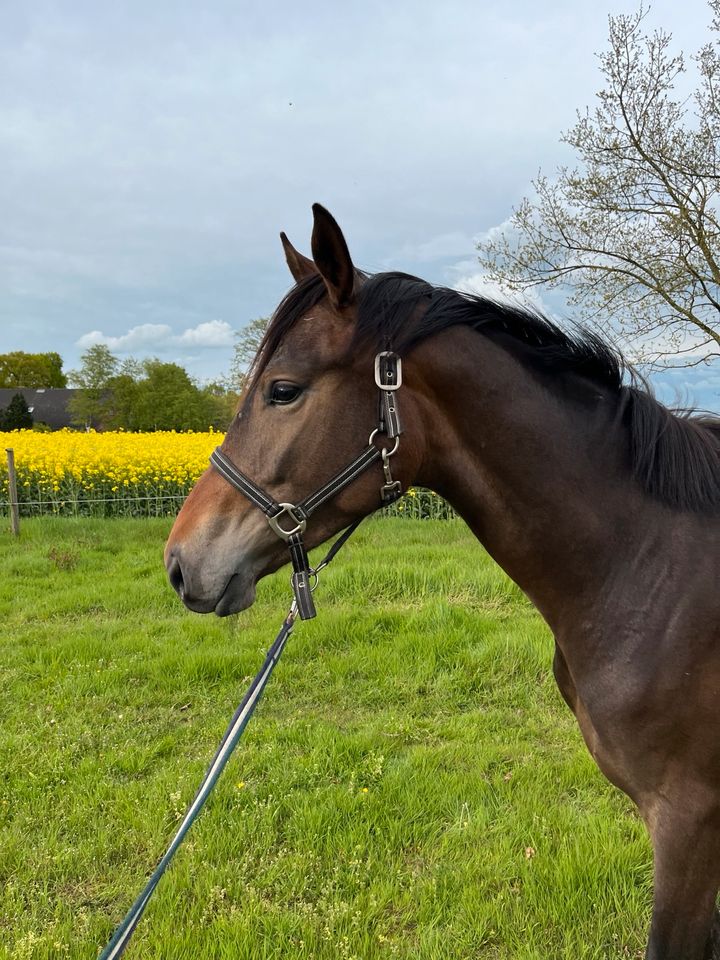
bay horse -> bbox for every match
[165,204,720,959]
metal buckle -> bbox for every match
[374,351,402,391]
[267,503,307,541]
[381,480,402,501]
[380,444,402,501]
[368,429,400,455]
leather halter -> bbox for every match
[209,351,404,620]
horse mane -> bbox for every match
[250,271,720,516]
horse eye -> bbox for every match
[269,381,302,405]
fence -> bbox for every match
[0,487,456,522]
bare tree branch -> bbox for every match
[477,3,720,367]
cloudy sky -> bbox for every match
[1,0,718,409]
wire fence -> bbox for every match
[0,487,457,521]
[0,492,187,519]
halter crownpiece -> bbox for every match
[210,351,404,620]
[375,350,402,439]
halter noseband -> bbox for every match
[209,351,404,620]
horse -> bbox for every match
[165,204,720,959]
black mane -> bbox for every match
[252,271,720,515]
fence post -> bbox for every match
[5,449,20,536]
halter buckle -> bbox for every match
[380,444,402,503]
[374,352,402,391]
[267,503,307,541]
[381,480,402,502]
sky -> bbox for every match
[1,0,718,411]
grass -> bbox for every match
[0,518,650,959]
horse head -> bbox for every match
[164,205,424,616]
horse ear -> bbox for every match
[310,203,355,308]
[280,232,317,283]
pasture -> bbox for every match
[1,517,649,958]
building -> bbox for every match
[0,388,78,430]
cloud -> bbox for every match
[452,266,511,300]
[651,365,720,412]
[391,232,479,265]
[2,0,715,396]
[449,259,555,317]
[77,324,172,352]
[174,320,234,347]
[76,320,234,353]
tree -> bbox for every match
[477,3,720,368]
[131,360,218,432]
[103,373,141,430]
[0,393,33,430]
[66,347,234,432]
[199,380,237,429]
[0,352,67,388]
[68,344,119,428]
[229,317,270,390]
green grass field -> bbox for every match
[0,518,650,959]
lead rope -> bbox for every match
[99,351,403,957]
[98,518,364,960]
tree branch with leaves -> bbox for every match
[477,3,720,367]
[229,317,270,391]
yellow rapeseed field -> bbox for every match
[0,429,219,516]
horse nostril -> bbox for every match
[167,551,186,600]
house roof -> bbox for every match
[0,388,78,430]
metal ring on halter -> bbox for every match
[368,429,400,457]
[290,569,320,593]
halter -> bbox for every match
[209,351,404,620]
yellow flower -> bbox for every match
[0,428,217,510]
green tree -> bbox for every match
[119,357,145,380]
[103,373,141,430]
[229,317,270,390]
[0,352,67,388]
[477,3,720,368]
[0,393,33,430]
[68,344,119,428]
[132,360,216,431]
[67,347,233,432]
[199,380,237,430]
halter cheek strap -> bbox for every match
[209,352,404,620]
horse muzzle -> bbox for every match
[165,542,259,617]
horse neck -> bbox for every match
[411,328,646,629]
